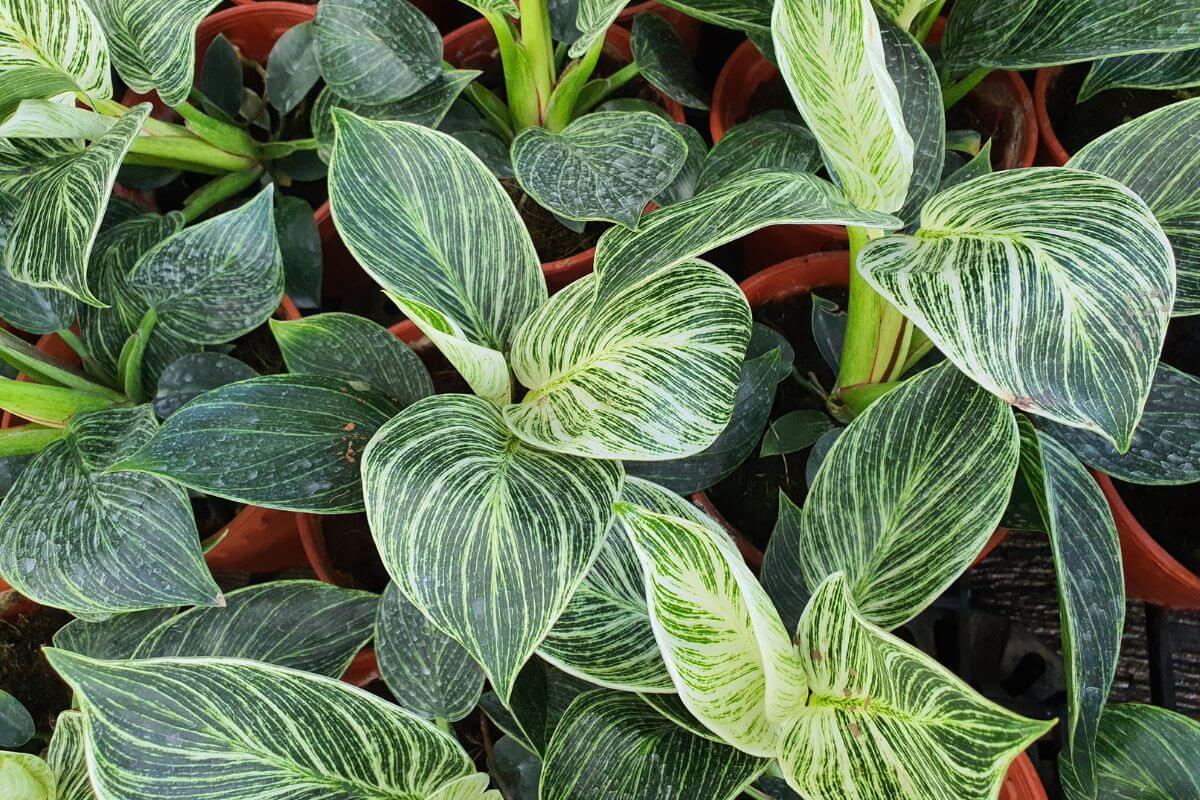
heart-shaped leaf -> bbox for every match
[697,112,820,193]
[1082,48,1200,101]
[631,12,710,110]
[0,690,33,748]
[0,406,220,619]
[363,393,623,701]
[0,0,111,98]
[859,168,1175,450]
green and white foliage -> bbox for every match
[3,104,148,307]
[0,0,111,99]
[617,503,807,757]
[152,353,257,419]
[1069,98,1200,316]
[655,0,772,33]
[778,573,1053,800]
[0,751,54,800]
[47,711,90,800]
[363,393,623,701]
[505,260,751,461]
[115,375,402,513]
[654,122,706,206]
[540,477,722,693]
[130,186,283,345]
[271,312,432,407]
[479,658,595,758]
[571,0,627,58]
[1017,418,1123,798]
[313,0,442,106]
[458,0,520,15]
[859,168,1175,450]
[772,0,913,213]
[46,650,483,800]
[54,607,178,660]
[85,0,221,107]
[0,192,74,335]
[631,12,710,110]
[697,112,820,194]
[266,21,321,116]
[540,690,768,800]
[1081,48,1200,100]
[872,0,939,28]
[1060,704,1200,800]
[376,582,485,723]
[0,99,117,140]
[797,362,1019,629]
[0,690,33,747]
[328,113,545,352]
[0,406,219,618]
[512,112,688,229]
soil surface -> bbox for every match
[0,605,72,734]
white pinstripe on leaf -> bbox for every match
[0,0,111,99]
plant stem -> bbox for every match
[742,786,773,800]
[941,67,990,110]
[0,378,118,427]
[462,82,515,141]
[573,61,641,117]
[0,424,67,457]
[913,0,946,41]
[89,96,194,138]
[544,34,607,132]
[181,165,264,223]
[174,99,261,158]
[56,329,89,362]
[261,138,319,160]
[126,133,256,174]
[484,10,542,129]
[434,717,452,735]
[521,0,556,102]
[118,309,158,403]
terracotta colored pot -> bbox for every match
[709,26,1038,270]
[445,17,686,292]
[619,2,703,53]
[225,0,478,34]
[340,647,381,687]
[1002,753,1049,800]
[1032,67,1070,166]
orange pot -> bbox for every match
[1032,67,1071,166]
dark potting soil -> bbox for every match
[229,321,287,376]
[501,179,599,263]
[0,605,72,734]
[745,74,793,120]
[704,292,844,547]
[1047,63,1195,156]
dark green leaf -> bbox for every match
[760,410,836,458]
[266,21,320,115]
[938,139,994,193]
[760,492,807,633]
[492,736,542,800]
[451,130,514,179]
[631,12,709,110]
[1082,48,1200,100]
[654,0,771,33]
[199,34,243,120]
[0,690,34,748]
[53,608,179,660]
[654,122,706,206]
[805,427,841,486]
[274,195,322,309]
[478,658,595,758]
[153,353,258,419]
[697,111,820,194]
[811,293,845,375]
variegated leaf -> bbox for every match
[0,99,116,140]
[859,168,1175,450]
[46,711,89,800]
[779,573,1054,800]
[458,0,519,16]
[872,0,939,28]
[430,774,500,800]
[479,658,595,758]
[54,608,178,660]
[617,503,807,757]
[3,104,149,307]
[1016,418,1123,798]
[539,477,724,693]
[512,111,688,229]
[0,191,73,334]
[696,112,820,193]
[1069,97,1200,316]
[798,362,1019,630]
[506,260,751,461]
[541,690,768,800]
[655,0,772,33]
[153,353,258,419]
[0,406,220,619]
[328,113,545,351]
[85,0,220,107]
[0,751,54,800]
[362,393,623,701]
[45,650,477,800]
[591,170,899,305]
[631,12,710,110]
[313,0,442,106]
[130,186,283,345]
[772,0,913,213]
[0,0,111,99]
[1083,48,1200,101]
[570,0,626,58]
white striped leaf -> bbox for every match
[329,113,545,352]
[512,111,688,229]
[655,0,772,33]
[85,0,220,107]
[1082,49,1200,100]
[1069,98,1200,316]
[131,580,378,678]
[570,0,626,58]
[478,658,596,758]
[458,1,519,15]
[45,650,478,800]
[130,186,283,345]
[362,393,623,701]
[631,13,710,110]
[539,476,724,693]
[872,0,939,28]
[376,582,485,723]
[1060,704,1200,800]
[617,503,807,757]
[54,608,178,660]
[3,104,149,307]
[153,353,258,419]
[696,112,820,194]
[0,406,220,619]
[1017,418,1123,798]
[772,0,914,214]
[797,362,1019,630]
[505,260,751,461]
[779,573,1054,800]
[0,0,111,99]
[858,168,1175,450]
[541,690,768,800]
[0,751,54,800]
[591,170,899,306]
[313,0,442,106]
[0,99,117,140]
[115,375,402,513]
[430,774,500,800]
[271,312,432,407]
[0,192,73,333]
[46,711,89,800]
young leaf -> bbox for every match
[54,608,179,660]
[0,0,111,99]
[1069,97,1200,315]
[46,711,89,800]
[429,773,500,800]
[1017,419,1123,798]
[0,99,118,140]
[696,112,821,194]
[654,0,772,33]
[772,0,913,213]
[654,122,706,206]
[328,113,546,352]
[760,410,836,458]
[116,375,402,513]
[274,195,322,309]
[1081,48,1200,101]
[45,650,478,800]
[3,104,149,307]
[362,393,623,702]
[0,406,220,619]
[266,21,320,115]
[271,312,432,407]
[0,691,33,748]
[873,0,939,28]
[506,260,751,461]
[631,12,710,109]
[313,0,442,106]
[859,168,1175,451]
[152,353,258,419]
[198,34,242,120]
[376,582,485,723]
[798,362,1019,629]
[512,111,688,229]
[571,0,627,58]
[617,503,808,757]
[540,690,768,800]
[760,492,807,633]
[0,751,54,800]
[780,573,1052,800]
[129,186,284,345]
